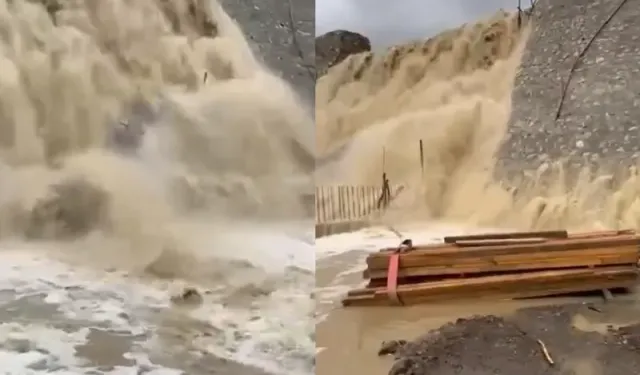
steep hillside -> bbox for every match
[503,0,640,170]
[220,0,315,101]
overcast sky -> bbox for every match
[316,0,519,48]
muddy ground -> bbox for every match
[386,301,640,375]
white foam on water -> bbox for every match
[315,222,509,259]
[0,246,175,374]
[209,221,315,273]
[0,324,179,375]
[0,234,314,375]
[184,222,315,374]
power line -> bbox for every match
[554,0,629,121]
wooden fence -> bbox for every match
[315,184,401,223]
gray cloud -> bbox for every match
[316,0,518,48]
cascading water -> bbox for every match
[0,0,314,374]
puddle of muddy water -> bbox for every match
[571,299,640,334]
[561,358,605,375]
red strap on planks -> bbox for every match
[386,252,402,305]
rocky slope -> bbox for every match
[501,0,640,171]
[220,0,315,102]
[316,30,371,78]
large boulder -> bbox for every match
[316,30,371,77]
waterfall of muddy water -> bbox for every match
[316,9,640,375]
[0,1,314,374]
[317,8,640,233]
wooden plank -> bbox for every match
[373,245,638,269]
[343,276,636,307]
[367,235,640,269]
[365,246,639,279]
[366,254,637,280]
[344,278,636,306]
[365,246,638,277]
[375,234,640,260]
[443,230,568,243]
[407,266,634,293]
[397,272,637,304]
[399,272,634,299]
[373,230,635,252]
[350,265,636,297]
[345,288,375,297]
[453,238,549,246]
[569,229,636,239]
[377,242,457,253]
[343,266,637,306]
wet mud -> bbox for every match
[387,301,640,375]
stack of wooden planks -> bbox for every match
[343,229,640,307]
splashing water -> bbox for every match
[317,9,640,233]
[0,0,314,373]
[316,9,640,375]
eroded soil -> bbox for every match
[388,302,640,375]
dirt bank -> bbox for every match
[387,302,640,375]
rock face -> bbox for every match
[501,0,640,171]
[316,30,372,77]
[220,0,315,102]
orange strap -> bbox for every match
[386,252,402,305]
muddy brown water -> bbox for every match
[316,249,640,375]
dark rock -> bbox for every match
[26,178,108,240]
[378,339,408,356]
[389,358,414,375]
[171,287,204,306]
[316,30,372,77]
[3,338,33,353]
